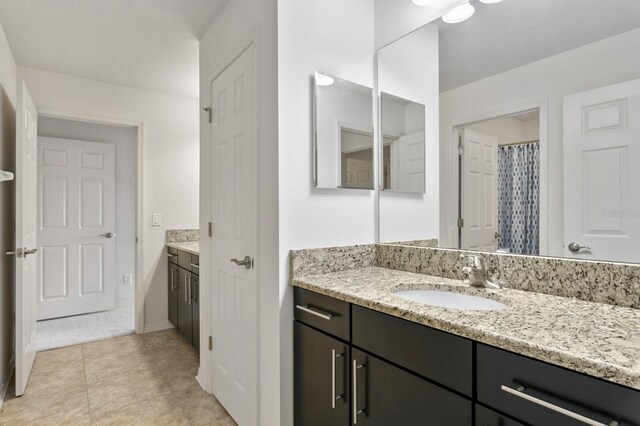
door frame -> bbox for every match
[442,99,549,253]
[199,27,261,397]
[35,109,145,334]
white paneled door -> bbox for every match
[14,82,38,396]
[563,79,640,262]
[210,45,258,425]
[461,129,499,251]
[392,131,425,193]
[37,137,116,320]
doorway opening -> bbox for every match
[457,109,541,255]
[35,116,138,351]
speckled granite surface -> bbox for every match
[387,239,439,247]
[376,244,640,309]
[292,266,640,390]
[166,241,199,255]
[166,229,199,243]
[290,244,375,278]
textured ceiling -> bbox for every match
[0,0,228,99]
[438,0,640,92]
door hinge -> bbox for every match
[203,106,212,123]
[208,336,213,351]
[208,222,213,237]
[458,144,464,156]
[458,130,464,156]
[458,217,464,228]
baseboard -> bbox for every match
[196,367,209,393]
[143,320,174,333]
[0,356,15,410]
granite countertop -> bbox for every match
[166,241,200,255]
[292,266,640,391]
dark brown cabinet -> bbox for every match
[167,247,199,349]
[294,322,349,426]
[168,263,179,328]
[293,287,640,426]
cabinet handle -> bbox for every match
[331,350,343,409]
[352,360,365,424]
[171,269,174,292]
[184,276,188,303]
[501,385,619,426]
[188,276,192,305]
[295,305,333,320]
[166,253,176,258]
[190,263,199,270]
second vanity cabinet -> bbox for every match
[293,287,640,426]
[167,246,200,349]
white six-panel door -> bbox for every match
[210,45,258,426]
[14,82,38,396]
[37,137,116,320]
[461,129,499,251]
[563,79,640,262]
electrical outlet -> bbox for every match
[152,213,161,226]
[123,274,133,285]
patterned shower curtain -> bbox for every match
[497,142,540,255]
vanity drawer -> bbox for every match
[294,288,350,341]
[477,344,640,426]
[190,254,199,275]
[178,250,192,271]
[352,305,473,396]
[167,246,179,264]
[475,405,525,426]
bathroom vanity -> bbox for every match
[291,246,640,426]
[167,241,200,349]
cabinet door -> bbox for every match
[168,263,179,328]
[191,274,200,350]
[177,268,192,343]
[294,322,349,426]
[351,348,472,426]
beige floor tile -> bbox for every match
[26,363,86,397]
[161,366,206,398]
[0,385,89,425]
[31,346,84,375]
[84,350,157,383]
[11,413,92,426]
[140,329,186,351]
[175,392,230,426]
[87,367,169,416]
[82,334,146,361]
[90,393,190,426]
[212,416,238,426]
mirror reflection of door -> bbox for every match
[340,128,373,189]
[459,110,541,255]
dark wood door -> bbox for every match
[168,263,179,328]
[351,348,472,426]
[294,322,349,426]
[177,267,192,343]
[191,273,199,350]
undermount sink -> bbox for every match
[394,290,508,311]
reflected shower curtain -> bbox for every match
[498,142,540,255]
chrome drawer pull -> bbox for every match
[295,305,333,320]
[352,360,365,424]
[331,350,343,409]
[501,385,619,426]
[190,263,199,269]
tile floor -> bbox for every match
[0,329,236,426]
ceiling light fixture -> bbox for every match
[478,0,503,3]
[442,2,475,23]
[412,0,441,6]
[315,72,334,87]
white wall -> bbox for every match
[19,66,200,331]
[440,28,640,255]
[0,19,16,404]
[466,116,540,146]
[278,0,375,424]
[378,24,440,243]
[199,0,279,424]
[37,116,138,307]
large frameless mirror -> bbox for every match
[313,71,374,190]
[376,0,640,264]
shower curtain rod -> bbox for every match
[499,139,540,147]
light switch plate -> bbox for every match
[123,274,133,285]
[152,213,161,226]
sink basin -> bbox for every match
[394,290,507,311]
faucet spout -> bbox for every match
[460,254,501,289]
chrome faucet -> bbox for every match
[461,254,500,289]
